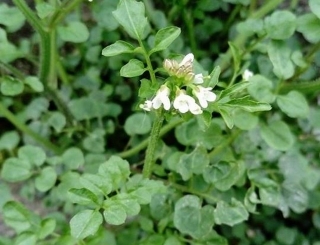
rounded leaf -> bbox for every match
[120,59,146,77]
[70,210,103,239]
[260,121,294,151]
[18,145,46,166]
[277,91,309,118]
[1,158,32,182]
[103,205,127,225]
[24,76,44,92]
[265,10,296,40]
[35,167,57,192]
[0,76,24,96]
[124,113,152,135]
[57,21,89,43]
[62,147,84,169]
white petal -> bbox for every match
[152,96,162,109]
[205,91,217,102]
[179,53,194,67]
[161,96,171,110]
[189,103,202,114]
[193,74,204,84]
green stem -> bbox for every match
[0,103,61,154]
[140,41,157,85]
[142,109,165,178]
[118,117,183,159]
[0,61,25,79]
[182,7,197,55]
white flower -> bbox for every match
[193,86,216,108]
[139,100,153,111]
[179,53,194,68]
[173,89,202,115]
[152,85,171,110]
[243,69,253,81]
[193,73,204,84]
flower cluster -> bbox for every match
[140,53,216,115]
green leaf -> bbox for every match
[276,226,297,245]
[150,26,181,54]
[247,75,275,103]
[203,161,245,191]
[0,41,21,63]
[0,4,25,32]
[206,66,221,88]
[82,129,106,153]
[277,91,309,118]
[236,18,264,36]
[260,120,294,151]
[15,231,37,245]
[223,97,272,112]
[0,76,24,96]
[214,199,249,226]
[282,181,308,213]
[310,0,320,19]
[259,186,281,207]
[3,201,32,233]
[62,147,85,170]
[218,108,234,129]
[98,156,130,189]
[233,109,258,130]
[112,193,141,216]
[0,131,20,150]
[1,158,32,182]
[120,59,146,77]
[70,209,103,239]
[39,218,56,239]
[35,2,55,19]
[124,113,152,135]
[92,1,118,31]
[103,204,127,225]
[176,146,210,180]
[296,13,320,43]
[268,40,295,79]
[57,21,89,43]
[228,42,241,72]
[18,145,46,167]
[139,79,158,98]
[220,81,250,98]
[174,195,214,239]
[35,166,57,192]
[264,10,296,39]
[68,188,101,206]
[113,0,150,40]
[24,76,44,92]
[102,40,135,57]
[47,112,66,133]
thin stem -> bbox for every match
[118,117,183,159]
[140,41,157,85]
[142,110,165,178]
[182,7,197,55]
[0,61,25,79]
[209,129,241,158]
[0,103,61,154]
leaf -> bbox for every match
[62,147,85,170]
[150,26,181,54]
[264,10,296,39]
[68,188,101,206]
[1,158,32,182]
[247,75,275,103]
[39,218,56,239]
[281,181,308,213]
[223,97,272,112]
[259,186,281,207]
[15,231,37,245]
[35,2,55,19]
[112,0,150,40]
[47,112,66,133]
[3,201,33,233]
[176,146,210,180]
[98,156,130,189]
[214,199,249,226]
[0,76,24,96]
[24,76,44,92]
[206,66,221,88]
[220,81,250,98]
[268,40,295,79]
[70,210,102,239]
[103,204,127,225]
[309,0,320,19]
[120,59,146,77]
[277,91,309,118]
[0,131,20,151]
[113,193,141,216]
[296,13,320,43]
[228,42,241,72]
[124,113,152,135]
[102,40,135,57]
[233,109,258,130]
[0,3,25,32]
[35,166,57,192]
[260,120,294,151]
[57,21,89,43]
[218,108,234,129]
[276,226,297,245]
[18,145,46,167]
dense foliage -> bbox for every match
[0,0,320,244]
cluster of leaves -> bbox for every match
[0,0,320,244]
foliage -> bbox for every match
[0,0,320,244]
